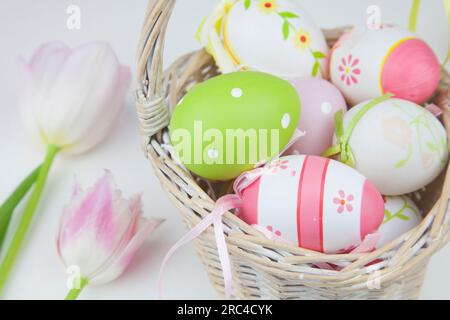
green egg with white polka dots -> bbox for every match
[169,71,301,181]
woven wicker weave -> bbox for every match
[136,0,450,300]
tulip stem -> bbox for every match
[65,277,89,300]
[0,145,59,295]
[0,165,41,251]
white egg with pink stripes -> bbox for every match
[239,155,385,253]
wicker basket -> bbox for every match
[136,0,450,300]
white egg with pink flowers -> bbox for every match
[329,24,441,105]
[239,155,385,253]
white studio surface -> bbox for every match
[0,0,448,300]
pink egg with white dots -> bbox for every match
[286,77,347,156]
[330,24,440,105]
[239,155,385,253]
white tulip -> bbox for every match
[18,42,131,154]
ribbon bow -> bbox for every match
[322,94,393,166]
[157,194,242,299]
[157,162,266,300]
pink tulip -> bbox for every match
[57,171,163,298]
[18,42,131,154]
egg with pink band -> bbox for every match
[239,155,385,253]
[329,24,440,105]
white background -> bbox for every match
[0,0,448,299]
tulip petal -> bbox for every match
[57,171,162,285]
[18,41,129,153]
[57,171,136,277]
[18,58,43,145]
[29,42,71,88]
[71,180,83,199]
[90,215,164,285]
[61,63,131,154]
[23,43,71,145]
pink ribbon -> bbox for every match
[350,232,380,253]
[157,132,306,299]
[158,194,241,299]
[425,103,443,117]
[233,167,265,198]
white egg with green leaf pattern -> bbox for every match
[378,196,422,247]
[329,98,448,195]
[198,0,329,78]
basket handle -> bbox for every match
[136,0,176,98]
[135,0,176,138]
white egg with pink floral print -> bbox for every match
[239,155,385,253]
[329,24,440,105]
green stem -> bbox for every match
[0,166,41,250]
[0,145,59,295]
[409,0,421,32]
[65,278,89,300]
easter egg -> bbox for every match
[169,71,301,181]
[239,155,385,253]
[200,0,329,78]
[330,25,441,105]
[285,77,347,156]
[332,97,448,195]
[378,196,422,247]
